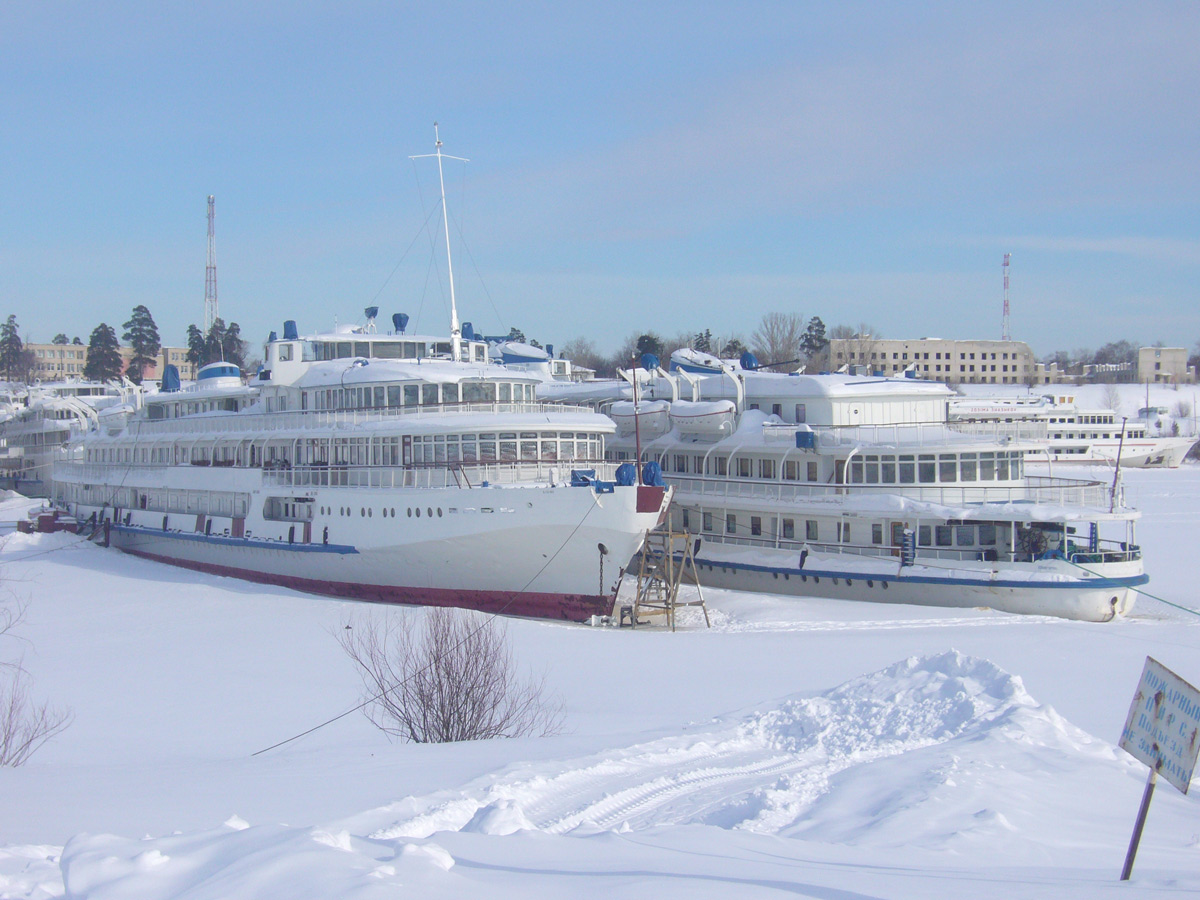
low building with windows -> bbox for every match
[1137,347,1195,384]
[827,336,1050,385]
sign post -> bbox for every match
[1117,657,1200,880]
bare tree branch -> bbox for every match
[337,609,564,744]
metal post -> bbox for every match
[1121,768,1157,881]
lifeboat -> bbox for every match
[669,399,737,437]
[609,399,672,438]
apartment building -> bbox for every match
[828,337,1050,385]
[28,343,198,383]
[1137,347,1195,384]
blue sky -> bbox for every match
[2,2,1197,359]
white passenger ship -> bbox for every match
[0,381,136,497]
[545,350,1147,622]
[52,322,671,620]
[948,394,1196,468]
[51,129,670,621]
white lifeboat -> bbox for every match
[609,399,671,438]
[669,399,737,436]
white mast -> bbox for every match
[410,123,469,361]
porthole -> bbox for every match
[846,579,853,587]
[437,508,443,517]
[773,572,778,579]
[813,576,820,584]
[407,508,412,518]
[368,508,372,518]
[361,508,366,517]
[881,581,889,590]
[416,508,421,517]
[801,574,807,583]
[867,580,874,588]
[784,573,789,580]
[427,507,433,518]
[391,508,395,517]
[832,577,839,586]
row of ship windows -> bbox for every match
[682,508,999,547]
[306,380,536,411]
[319,504,445,519]
[704,564,891,590]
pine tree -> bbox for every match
[0,315,24,381]
[185,324,205,366]
[121,305,161,385]
[203,318,226,366]
[221,321,247,370]
[52,334,68,345]
[83,323,123,382]
[801,316,828,359]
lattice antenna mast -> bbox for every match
[410,123,469,362]
[204,195,219,334]
[1001,252,1011,341]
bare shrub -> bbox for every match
[1,600,72,766]
[337,608,563,743]
[1173,399,1192,419]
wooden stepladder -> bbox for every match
[630,529,710,631]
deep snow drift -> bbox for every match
[1,460,1199,898]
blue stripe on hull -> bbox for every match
[110,523,358,554]
[692,555,1149,591]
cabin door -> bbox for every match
[401,435,413,467]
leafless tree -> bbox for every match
[751,312,805,372]
[337,608,564,743]
[1,600,72,766]
[828,323,883,372]
[1173,399,1192,419]
[1101,382,1123,414]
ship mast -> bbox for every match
[410,123,469,362]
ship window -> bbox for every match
[726,514,737,534]
[918,455,936,483]
[336,342,352,359]
[806,520,818,541]
[782,518,794,540]
[955,525,974,546]
[422,384,439,405]
[899,455,915,484]
[978,523,997,544]
[960,453,977,482]
[865,456,879,482]
[751,516,762,536]
[918,525,932,546]
[935,525,953,546]
[850,459,864,483]
[713,457,728,476]
[374,342,401,359]
[703,512,714,532]
[807,461,818,481]
[938,455,957,482]
[979,452,995,480]
[737,457,752,478]
[403,385,419,406]
[997,455,1010,480]
[795,404,806,423]
[759,459,775,479]
[838,522,851,543]
[443,383,459,403]
[499,383,512,403]
[880,457,896,483]
[872,523,883,544]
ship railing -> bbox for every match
[125,402,599,436]
[670,474,1116,509]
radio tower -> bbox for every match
[1001,252,1011,341]
[204,195,218,334]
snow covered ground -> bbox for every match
[1,463,1199,898]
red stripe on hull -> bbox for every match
[119,546,616,622]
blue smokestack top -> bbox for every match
[283,320,298,341]
[461,322,475,341]
[161,364,181,393]
[740,351,759,370]
[640,353,659,371]
[392,313,409,334]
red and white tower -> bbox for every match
[204,195,218,333]
[1001,252,1011,341]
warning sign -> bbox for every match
[1119,657,1200,795]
